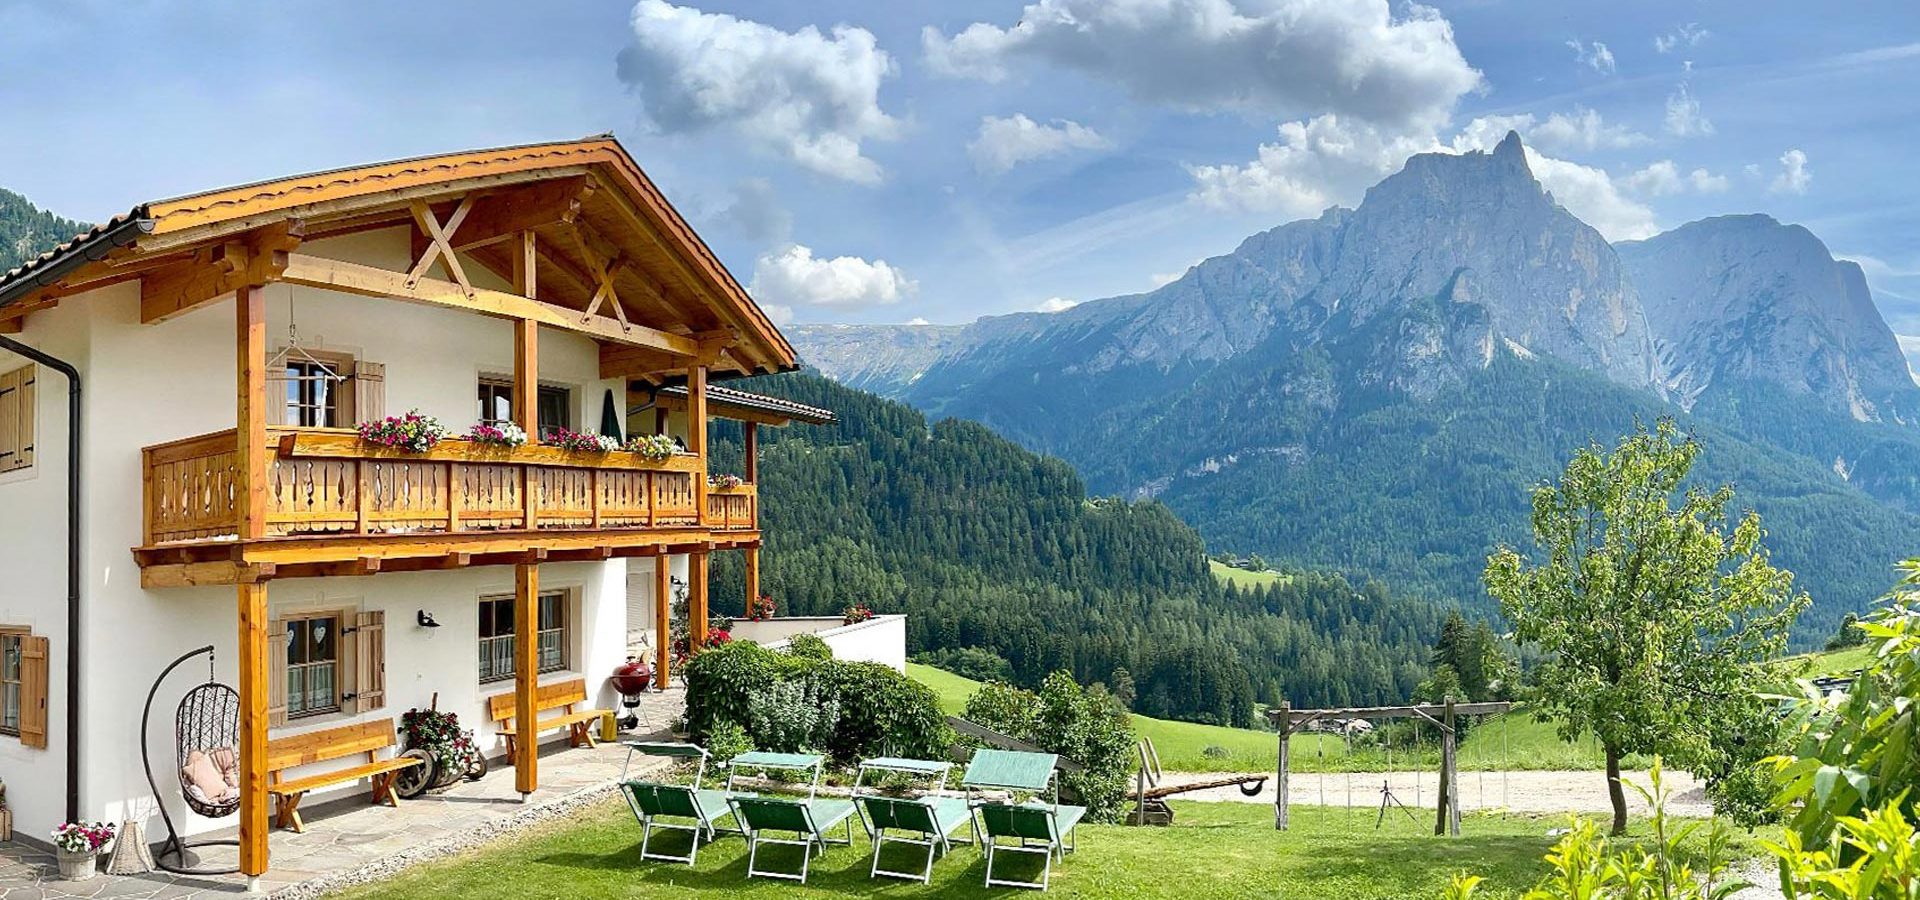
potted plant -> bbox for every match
[357,410,451,453]
[399,706,487,795]
[465,421,528,449]
[625,433,678,462]
[842,603,875,625]
[543,426,621,453]
[708,473,745,490]
[746,592,775,621]
[51,821,114,880]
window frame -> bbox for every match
[284,611,345,720]
[279,349,357,428]
[476,590,571,684]
[0,629,22,737]
[476,376,573,435]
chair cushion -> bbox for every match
[183,751,230,803]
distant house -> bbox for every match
[0,138,827,883]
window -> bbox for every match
[0,633,19,735]
[477,591,568,683]
[285,615,341,719]
[0,364,35,474]
[477,378,571,435]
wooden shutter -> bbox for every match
[15,366,32,471]
[353,362,385,424]
[0,368,18,473]
[267,618,289,728]
[352,610,386,712]
[265,370,287,427]
[18,636,47,749]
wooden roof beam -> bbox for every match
[280,252,699,356]
[450,177,594,253]
[140,221,305,324]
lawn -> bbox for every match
[333,799,1630,900]
[1786,644,1873,678]
[908,664,1640,774]
[1208,560,1293,589]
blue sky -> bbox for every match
[3,0,1919,348]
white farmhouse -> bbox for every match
[0,138,828,887]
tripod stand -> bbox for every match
[1375,777,1416,828]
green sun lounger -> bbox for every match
[729,795,859,883]
[854,756,971,883]
[617,741,748,865]
[977,800,1087,890]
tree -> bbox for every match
[1823,611,1867,652]
[1484,419,1807,835]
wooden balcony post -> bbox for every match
[235,284,270,886]
[688,550,710,648]
[237,579,270,886]
[513,561,539,797]
[653,555,671,690]
[744,546,760,618]
[742,421,758,485]
[686,364,707,524]
[514,317,538,529]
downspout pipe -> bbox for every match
[0,334,82,823]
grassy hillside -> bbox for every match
[1209,560,1293,589]
[1786,645,1874,678]
[910,663,1638,775]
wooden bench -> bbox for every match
[266,718,423,833]
[487,677,609,761]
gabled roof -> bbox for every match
[0,136,795,376]
[648,383,836,426]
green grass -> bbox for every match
[1208,560,1293,589]
[909,664,1640,774]
[333,799,1693,900]
[1786,644,1873,678]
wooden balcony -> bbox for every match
[136,426,757,585]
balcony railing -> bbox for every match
[141,426,754,547]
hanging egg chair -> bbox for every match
[141,646,243,875]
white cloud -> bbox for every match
[750,244,917,310]
[906,317,932,326]
[1566,39,1616,74]
[1150,261,1202,288]
[969,115,1111,174]
[1454,108,1646,154]
[1188,114,1437,217]
[1622,160,1729,196]
[1770,149,1812,194]
[616,1,901,184]
[1189,112,1659,240]
[1664,80,1714,137]
[925,0,1481,134]
[1654,23,1709,54]
[1035,296,1080,313]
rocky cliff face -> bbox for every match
[1618,214,1920,424]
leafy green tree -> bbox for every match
[1822,612,1867,652]
[1485,419,1807,834]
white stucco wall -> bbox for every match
[734,615,907,671]
[0,225,643,840]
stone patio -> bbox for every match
[0,687,685,899]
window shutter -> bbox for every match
[265,371,287,427]
[0,368,18,473]
[352,610,386,712]
[268,618,289,728]
[18,636,47,749]
[15,366,32,470]
[353,362,385,425]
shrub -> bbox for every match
[785,633,832,661]
[913,646,1013,683]
[748,679,839,753]
[705,719,752,764]
[682,638,949,763]
[813,659,951,762]
[1202,744,1231,760]
[963,672,1136,822]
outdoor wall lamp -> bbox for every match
[417,610,441,628]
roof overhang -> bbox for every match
[641,383,835,427]
[0,137,796,377]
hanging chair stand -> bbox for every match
[140,646,242,876]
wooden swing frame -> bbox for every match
[1267,697,1511,836]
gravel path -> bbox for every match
[1156,768,1713,818]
